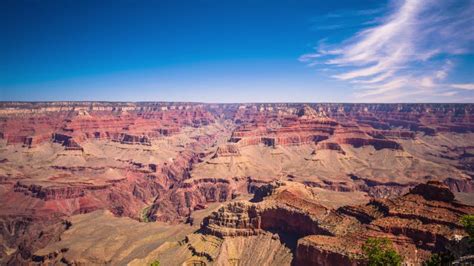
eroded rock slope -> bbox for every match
[0,102,473,264]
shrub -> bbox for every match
[362,237,402,266]
[422,252,454,266]
[460,214,474,240]
[150,260,160,266]
[141,206,151,223]
[461,214,474,253]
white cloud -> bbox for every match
[450,83,474,90]
[301,0,474,102]
[438,91,458,97]
[351,70,395,84]
[298,53,321,62]
[420,77,435,88]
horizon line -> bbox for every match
[1,101,473,105]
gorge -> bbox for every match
[0,102,473,265]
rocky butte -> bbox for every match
[0,102,473,265]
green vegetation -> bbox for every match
[362,237,402,266]
[461,214,474,253]
[422,252,454,266]
[150,260,160,266]
[141,205,151,223]
[461,214,474,240]
[423,215,474,265]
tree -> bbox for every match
[422,215,474,266]
[362,237,402,266]
[422,252,454,266]
[461,214,474,254]
[460,215,474,240]
[150,260,160,266]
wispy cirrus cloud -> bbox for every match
[309,7,387,31]
[300,0,474,102]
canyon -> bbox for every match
[0,102,473,265]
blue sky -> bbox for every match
[1,0,473,102]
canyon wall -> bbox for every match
[0,102,473,264]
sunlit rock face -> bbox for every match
[0,102,473,264]
[202,181,474,265]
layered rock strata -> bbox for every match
[201,181,474,265]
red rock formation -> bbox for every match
[315,141,346,154]
[229,105,408,150]
[52,133,83,151]
[296,236,363,266]
[0,103,225,263]
[1,217,69,264]
[0,102,217,149]
[200,181,474,265]
[226,103,474,153]
[409,181,455,202]
[212,144,241,158]
[1,102,474,264]
[114,133,151,145]
[149,176,249,222]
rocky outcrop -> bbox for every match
[336,137,402,150]
[0,215,70,264]
[14,182,87,200]
[149,176,248,222]
[409,181,455,202]
[202,181,358,240]
[52,133,83,151]
[202,202,263,237]
[115,133,151,145]
[200,181,474,265]
[315,141,345,154]
[212,144,241,158]
[444,177,474,193]
[11,181,122,201]
[295,236,363,266]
